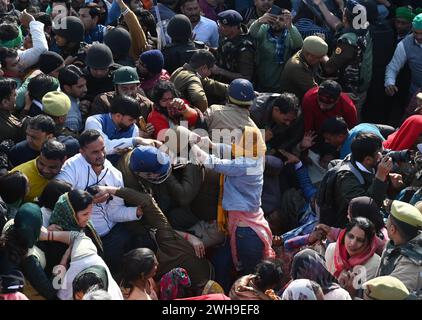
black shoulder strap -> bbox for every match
[338,162,365,185]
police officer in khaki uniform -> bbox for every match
[170,49,228,112]
[375,200,422,293]
[362,276,410,300]
[213,10,255,83]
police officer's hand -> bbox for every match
[375,156,393,182]
[385,85,398,96]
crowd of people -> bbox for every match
[0,0,421,300]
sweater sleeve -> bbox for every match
[18,21,48,70]
[21,255,57,300]
[123,9,148,60]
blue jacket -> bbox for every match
[204,154,264,213]
[84,24,107,44]
[340,123,384,159]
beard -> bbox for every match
[189,14,200,24]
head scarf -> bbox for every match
[291,248,340,294]
[14,203,42,248]
[49,193,102,251]
[333,228,378,278]
[383,115,422,151]
[281,279,319,300]
[0,26,23,48]
[72,265,109,291]
[159,267,191,300]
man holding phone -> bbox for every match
[249,8,302,92]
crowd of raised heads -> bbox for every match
[0,0,421,301]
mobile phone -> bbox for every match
[138,116,147,131]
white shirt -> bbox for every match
[355,161,374,174]
[84,113,139,155]
[18,21,48,71]
[193,16,219,48]
[385,39,422,87]
[56,153,139,236]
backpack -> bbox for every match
[316,159,365,226]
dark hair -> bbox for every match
[189,49,215,69]
[34,12,52,27]
[179,0,197,7]
[110,94,141,119]
[28,115,56,134]
[68,189,93,213]
[0,228,29,264]
[120,248,156,289]
[0,47,18,68]
[38,180,72,210]
[41,139,67,161]
[349,196,384,233]
[318,142,340,159]
[0,78,17,103]
[0,171,28,204]
[27,74,59,101]
[273,93,299,114]
[135,9,157,37]
[73,273,106,299]
[320,117,348,136]
[345,217,376,244]
[254,259,284,292]
[351,132,383,163]
[390,215,419,242]
[0,22,19,42]
[79,3,101,18]
[78,129,102,148]
[58,64,84,87]
[150,80,179,105]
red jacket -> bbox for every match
[302,87,357,133]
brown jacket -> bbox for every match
[89,91,153,120]
[116,152,214,288]
[204,103,257,133]
[171,63,228,112]
[280,50,318,100]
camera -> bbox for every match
[76,42,89,61]
[384,149,412,163]
[86,185,100,196]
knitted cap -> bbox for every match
[85,43,114,69]
[217,9,243,26]
[38,51,65,75]
[140,50,164,74]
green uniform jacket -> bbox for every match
[249,21,303,92]
[171,63,229,112]
[376,233,422,293]
[280,50,318,100]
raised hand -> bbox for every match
[300,131,317,150]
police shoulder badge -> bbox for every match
[335,47,342,55]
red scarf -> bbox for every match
[383,115,422,150]
[333,229,378,278]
